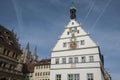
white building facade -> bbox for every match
[50,4,109,80]
[33,59,51,80]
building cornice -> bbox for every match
[52,46,99,53]
[51,61,100,65]
[51,53,99,58]
[0,55,18,64]
[64,26,80,29]
[0,42,22,54]
[50,66,101,70]
[58,34,90,40]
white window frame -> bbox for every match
[63,42,67,47]
[77,30,79,33]
[62,58,66,64]
[55,58,59,64]
[89,56,94,62]
[56,74,61,80]
[87,73,94,80]
[81,56,86,63]
[68,74,79,80]
[74,57,78,63]
[67,31,70,35]
[80,40,85,45]
[69,57,73,63]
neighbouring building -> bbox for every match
[0,25,23,80]
[50,3,111,80]
[21,43,51,80]
[33,59,51,80]
[22,44,39,80]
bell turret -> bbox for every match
[70,1,76,20]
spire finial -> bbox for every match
[70,0,76,20]
[71,0,74,7]
[26,42,29,50]
[34,46,37,56]
[32,46,38,61]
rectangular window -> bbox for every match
[69,58,73,63]
[67,32,70,35]
[38,72,39,76]
[62,58,66,64]
[43,72,45,76]
[46,65,48,68]
[81,56,86,63]
[87,73,93,80]
[6,50,10,56]
[48,65,49,68]
[48,72,50,75]
[80,40,85,45]
[46,72,47,75]
[68,74,79,80]
[56,74,61,80]
[89,56,94,62]
[35,73,37,76]
[40,72,42,76]
[55,58,59,64]
[68,74,73,80]
[77,30,79,33]
[3,49,6,55]
[74,57,78,63]
[36,66,38,69]
[63,42,67,47]
[41,66,43,69]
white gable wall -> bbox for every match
[50,19,105,80]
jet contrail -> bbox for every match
[83,0,95,24]
[90,0,112,33]
[11,0,23,30]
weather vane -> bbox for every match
[71,0,74,7]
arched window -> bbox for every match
[9,41,14,46]
[0,35,4,41]
[3,49,6,55]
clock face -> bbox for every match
[70,27,77,33]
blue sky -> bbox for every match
[0,0,120,80]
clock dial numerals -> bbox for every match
[69,27,77,33]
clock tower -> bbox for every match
[50,1,111,80]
